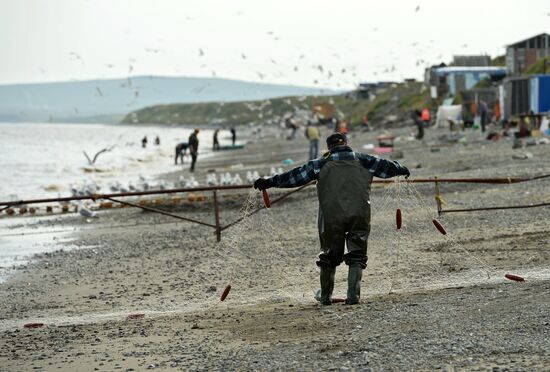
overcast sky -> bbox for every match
[1,0,548,88]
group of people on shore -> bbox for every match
[174,127,238,172]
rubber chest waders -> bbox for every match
[316,158,373,269]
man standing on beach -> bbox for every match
[230,127,237,147]
[254,133,410,305]
[213,129,220,151]
[188,129,200,172]
[305,121,321,160]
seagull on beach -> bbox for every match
[79,202,97,218]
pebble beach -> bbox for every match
[1,123,550,371]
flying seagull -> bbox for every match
[83,147,113,165]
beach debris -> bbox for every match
[282,158,294,165]
[432,219,447,235]
[512,152,533,160]
[127,313,145,319]
[220,284,231,301]
[396,208,402,229]
[390,150,404,160]
[315,290,346,304]
[23,322,45,329]
[262,190,271,208]
[374,147,393,155]
[505,274,525,282]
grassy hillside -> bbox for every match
[526,57,550,75]
[121,82,430,128]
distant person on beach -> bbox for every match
[479,101,488,133]
[337,120,349,135]
[188,128,200,172]
[421,108,431,127]
[155,135,160,146]
[174,142,189,164]
[254,133,410,306]
[305,121,321,160]
[362,114,371,131]
[142,136,148,148]
[213,129,220,151]
[230,127,237,146]
[285,117,298,140]
[412,110,424,140]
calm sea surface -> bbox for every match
[0,122,214,200]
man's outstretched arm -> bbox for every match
[254,159,322,190]
[358,153,410,179]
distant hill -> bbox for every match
[0,76,333,123]
[123,81,429,128]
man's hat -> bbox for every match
[326,133,347,147]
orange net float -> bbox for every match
[23,323,45,329]
[220,284,232,301]
[396,208,402,229]
[505,274,525,282]
[432,219,447,235]
[127,313,145,319]
[331,297,346,304]
[262,190,271,208]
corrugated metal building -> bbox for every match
[506,33,550,76]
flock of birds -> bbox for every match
[58,3,462,111]
[64,167,284,219]
[69,167,283,198]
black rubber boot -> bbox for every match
[345,264,363,305]
[319,266,335,306]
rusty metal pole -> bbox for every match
[213,190,221,242]
[434,176,442,216]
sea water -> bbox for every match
[0,122,214,280]
[0,122,214,199]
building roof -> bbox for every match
[434,66,507,76]
[507,33,550,48]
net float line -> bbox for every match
[2,173,550,209]
[262,190,271,208]
[220,284,232,301]
[220,183,311,232]
[396,208,402,230]
[432,219,447,235]
[505,274,525,282]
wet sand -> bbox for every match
[1,124,550,370]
